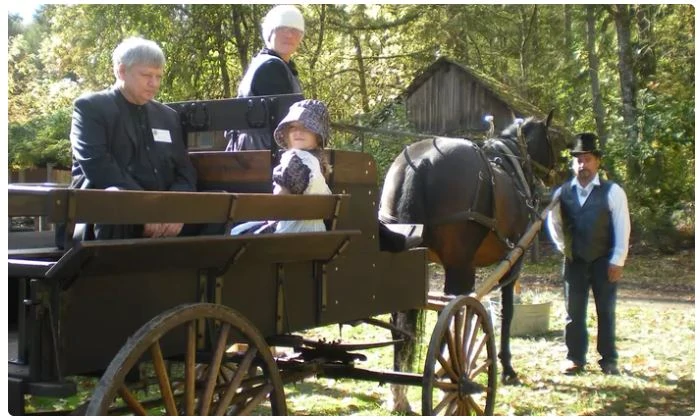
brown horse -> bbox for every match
[380,112,556,411]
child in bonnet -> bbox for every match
[230,99,332,235]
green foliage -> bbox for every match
[7,4,694,247]
[9,108,73,169]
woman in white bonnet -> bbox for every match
[226,5,305,155]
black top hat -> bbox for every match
[570,132,601,157]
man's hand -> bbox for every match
[143,223,184,238]
[608,264,623,283]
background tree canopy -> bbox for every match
[7,4,694,250]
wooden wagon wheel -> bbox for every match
[85,303,286,415]
[422,295,497,415]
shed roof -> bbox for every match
[403,56,571,140]
[403,57,544,118]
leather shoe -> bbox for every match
[601,364,620,375]
[562,362,585,375]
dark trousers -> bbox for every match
[563,256,618,367]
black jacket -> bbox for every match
[70,87,196,192]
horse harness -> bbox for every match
[425,134,544,249]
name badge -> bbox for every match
[152,129,172,143]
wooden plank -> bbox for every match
[330,150,377,186]
[8,231,57,250]
[189,151,271,185]
[8,186,68,220]
[237,230,359,264]
[64,190,346,225]
[67,190,232,224]
[47,230,360,278]
[8,259,55,278]
[229,194,347,223]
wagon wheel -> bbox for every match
[86,303,286,415]
[422,295,497,415]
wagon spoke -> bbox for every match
[453,307,466,372]
[118,385,148,415]
[467,394,485,415]
[149,342,178,415]
[87,303,287,416]
[423,296,497,416]
[433,380,458,392]
[200,323,231,415]
[468,334,489,377]
[461,307,475,371]
[457,400,467,416]
[433,390,458,415]
[237,383,274,416]
[444,332,459,378]
[214,346,258,415]
[185,320,196,416]
[464,315,480,373]
[445,398,459,415]
[436,353,460,382]
[470,357,492,379]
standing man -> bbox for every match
[547,133,631,376]
[226,5,305,157]
[69,36,197,240]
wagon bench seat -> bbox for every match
[8,185,351,257]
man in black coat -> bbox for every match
[69,36,197,240]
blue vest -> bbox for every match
[560,180,614,262]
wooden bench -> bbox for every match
[8,185,354,280]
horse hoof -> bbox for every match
[501,371,522,386]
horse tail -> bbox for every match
[396,146,429,224]
[380,144,429,224]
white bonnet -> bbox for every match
[262,5,305,46]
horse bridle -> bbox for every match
[516,122,556,185]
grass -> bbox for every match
[24,249,695,415]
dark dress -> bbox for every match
[226,48,303,156]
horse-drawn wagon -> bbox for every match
[9,93,557,415]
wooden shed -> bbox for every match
[402,57,570,147]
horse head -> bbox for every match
[501,110,556,185]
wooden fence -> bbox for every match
[8,164,71,185]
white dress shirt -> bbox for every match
[547,173,631,266]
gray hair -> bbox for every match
[112,37,165,77]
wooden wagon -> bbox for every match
[8,94,553,415]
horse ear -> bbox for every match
[546,109,554,127]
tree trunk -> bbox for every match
[308,5,327,98]
[564,5,573,54]
[230,5,251,78]
[635,4,657,87]
[352,34,370,113]
[585,6,609,156]
[610,4,640,176]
